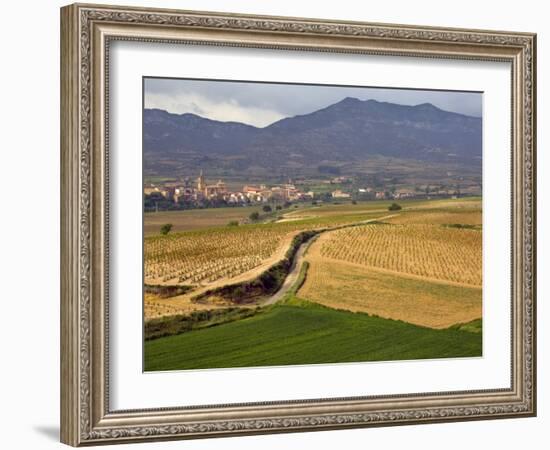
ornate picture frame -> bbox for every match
[60,3,536,446]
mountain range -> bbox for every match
[143,97,482,178]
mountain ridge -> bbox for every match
[146,98,480,130]
[143,97,482,177]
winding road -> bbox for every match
[148,213,400,319]
[261,237,316,306]
[261,214,399,306]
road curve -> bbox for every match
[261,214,399,306]
[261,238,314,306]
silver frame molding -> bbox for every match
[60,3,536,446]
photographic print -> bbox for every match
[142,78,483,372]
[60,5,536,444]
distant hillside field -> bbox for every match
[144,206,265,235]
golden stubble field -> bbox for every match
[144,292,231,320]
[298,260,481,328]
[144,227,297,285]
[299,202,482,328]
[318,223,481,285]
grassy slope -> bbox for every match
[144,298,481,371]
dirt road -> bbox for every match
[145,214,399,319]
[261,214,399,306]
[261,238,313,306]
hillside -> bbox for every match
[143,98,482,178]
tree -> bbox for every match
[227,220,239,227]
[160,223,173,235]
[388,203,402,211]
[275,205,282,211]
[249,212,260,221]
[262,205,272,213]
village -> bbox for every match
[144,171,478,211]
[144,170,310,208]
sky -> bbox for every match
[144,77,482,128]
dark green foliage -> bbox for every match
[388,203,402,211]
[160,223,173,235]
[144,299,482,371]
[284,230,319,258]
[144,284,193,298]
[145,307,259,340]
[262,205,272,213]
[249,211,260,221]
[448,318,482,333]
[444,223,479,230]
[227,220,239,227]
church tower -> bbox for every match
[197,170,206,192]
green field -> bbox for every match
[144,297,482,371]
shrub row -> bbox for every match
[144,284,193,298]
[145,307,259,340]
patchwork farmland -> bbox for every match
[315,223,481,286]
[143,198,483,369]
[144,209,387,288]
